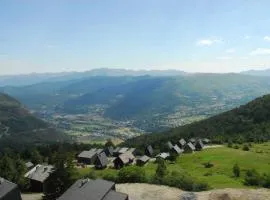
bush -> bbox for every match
[244,169,262,186]
[118,166,146,183]
[102,173,119,182]
[203,161,214,168]
[262,173,270,188]
[233,164,240,177]
[242,144,250,151]
[233,145,239,149]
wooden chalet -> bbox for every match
[113,152,135,169]
[183,142,195,153]
[145,145,154,157]
[136,155,150,166]
[156,152,170,160]
[178,138,186,148]
[0,177,22,200]
[77,149,104,165]
[24,164,54,192]
[57,179,129,200]
[25,161,34,170]
[95,152,109,169]
[171,144,183,155]
[195,139,204,151]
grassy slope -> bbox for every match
[78,143,270,189]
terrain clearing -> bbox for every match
[78,143,270,189]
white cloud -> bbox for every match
[225,48,236,53]
[196,39,222,46]
[250,48,270,56]
[264,36,270,41]
[244,35,251,39]
[216,56,232,60]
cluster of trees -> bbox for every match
[124,95,270,150]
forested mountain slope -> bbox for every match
[0,93,68,149]
[124,94,270,149]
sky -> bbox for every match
[1,0,270,75]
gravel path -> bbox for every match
[116,183,270,200]
[21,193,42,200]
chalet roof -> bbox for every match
[118,152,135,164]
[137,155,150,163]
[118,147,129,154]
[25,161,34,169]
[189,138,196,143]
[172,144,183,154]
[146,145,153,155]
[113,147,121,153]
[167,141,174,149]
[127,148,136,154]
[179,138,186,146]
[103,190,128,200]
[78,149,97,159]
[156,152,170,159]
[0,177,21,200]
[185,142,196,151]
[202,138,210,143]
[24,164,54,183]
[95,152,109,167]
[57,179,118,200]
[195,140,204,149]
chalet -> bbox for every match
[77,149,103,165]
[145,145,154,157]
[178,138,186,148]
[189,138,196,144]
[113,147,121,157]
[118,147,129,154]
[195,139,204,151]
[203,138,211,144]
[113,152,135,169]
[126,148,136,155]
[25,161,34,170]
[156,152,170,160]
[183,142,195,153]
[104,146,114,157]
[136,155,150,166]
[24,164,54,192]
[171,144,183,155]
[95,152,109,169]
[0,177,22,200]
[57,179,128,200]
[166,141,174,150]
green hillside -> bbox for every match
[124,94,270,149]
[0,93,68,149]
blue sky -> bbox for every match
[1,0,270,74]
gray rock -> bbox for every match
[180,192,197,200]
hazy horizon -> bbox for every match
[1,1,270,75]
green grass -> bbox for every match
[77,143,270,189]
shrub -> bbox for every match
[233,163,240,177]
[233,145,239,149]
[204,172,213,176]
[203,161,214,168]
[242,144,250,151]
[118,166,146,183]
[262,173,270,188]
[102,173,119,182]
[244,169,262,186]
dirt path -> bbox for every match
[21,193,42,200]
[204,145,224,149]
[116,183,270,200]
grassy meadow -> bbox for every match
[77,142,270,189]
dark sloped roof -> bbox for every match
[137,155,150,163]
[146,145,153,155]
[172,144,183,154]
[185,142,195,151]
[0,177,21,200]
[78,149,97,159]
[103,190,128,200]
[24,164,54,183]
[179,138,186,146]
[95,152,109,167]
[113,147,121,153]
[118,147,129,154]
[57,179,119,200]
[105,146,114,155]
[118,152,135,164]
[195,140,204,149]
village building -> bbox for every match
[145,145,154,157]
[189,138,196,144]
[202,138,211,144]
[113,147,121,157]
[25,161,34,170]
[24,164,54,192]
[183,142,196,153]
[113,152,135,169]
[195,139,204,151]
[77,149,103,165]
[0,177,22,200]
[136,155,150,166]
[126,148,136,155]
[57,179,128,200]
[166,141,174,150]
[156,152,170,160]
[104,146,114,157]
[178,138,186,148]
[95,152,109,169]
[171,144,183,155]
